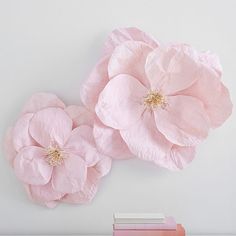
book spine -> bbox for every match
[114,220,165,224]
[113,217,176,230]
[113,224,185,236]
[113,224,177,230]
[113,231,176,236]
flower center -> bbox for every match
[46,146,65,166]
[143,91,167,109]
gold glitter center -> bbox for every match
[144,91,167,109]
[46,146,64,166]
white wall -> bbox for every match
[0,0,235,234]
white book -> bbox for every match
[113,213,165,224]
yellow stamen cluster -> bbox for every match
[144,91,167,109]
[46,146,65,166]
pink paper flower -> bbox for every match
[81,28,232,170]
[80,28,159,161]
[4,93,111,208]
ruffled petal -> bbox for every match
[65,105,94,128]
[154,145,196,171]
[199,51,222,76]
[103,27,159,55]
[120,111,172,162]
[4,127,17,166]
[12,113,36,152]
[145,45,200,95]
[96,75,147,129]
[45,201,59,208]
[29,107,72,148]
[93,119,131,159]
[206,84,233,128]
[155,95,210,146]
[28,181,64,204]
[64,126,100,166]
[94,155,112,177]
[80,56,110,110]
[179,68,233,128]
[22,93,65,114]
[171,43,222,76]
[62,167,100,204]
[13,146,53,185]
[108,41,152,87]
[52,154,87,194]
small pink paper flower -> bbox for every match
[4,93,111,208]
[81,28,232,170]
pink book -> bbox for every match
[113,224,185,236]
[113,217,176,230]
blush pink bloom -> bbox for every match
[80,28,159,161]
[81,27,232,170]
[4,93,111,208]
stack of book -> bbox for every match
[113,213,185,236]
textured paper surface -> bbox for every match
[0,0,235,234]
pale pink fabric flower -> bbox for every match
[4,93,111,208]
[81,27,232,170]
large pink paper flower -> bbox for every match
[81,28,232,170]
[81,28,159,161]
[4,93,111,208]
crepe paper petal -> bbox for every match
[154,145,196,171]
[96,75,147,130]
[24,184,33,200]
[171,43,222,79]
[12,113,36,152]
[52,154,87,194]
[29,107,72,148]
[145,46,200,95]
[93,119,132,159]
[4,128,17,166]
[65,105,94,128]
[80,56,110,110]
[178,44,222,75]
[155,95,210,146]
[179,68,233,128]
[28,181,64,204]
[168,145,196,170]
[108,41,153,87]
[72,125,94,144]
[120,111,172,162]
[22,93,65,114]
[64,126,100,166]
[45,201,59,208]
[94,155,112,177]
[13,146,53,185]
[103,27,159,55]
[199,51,222,76]
[25,184,59,208]
[205,84,233,128]
[62,168,100,204]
